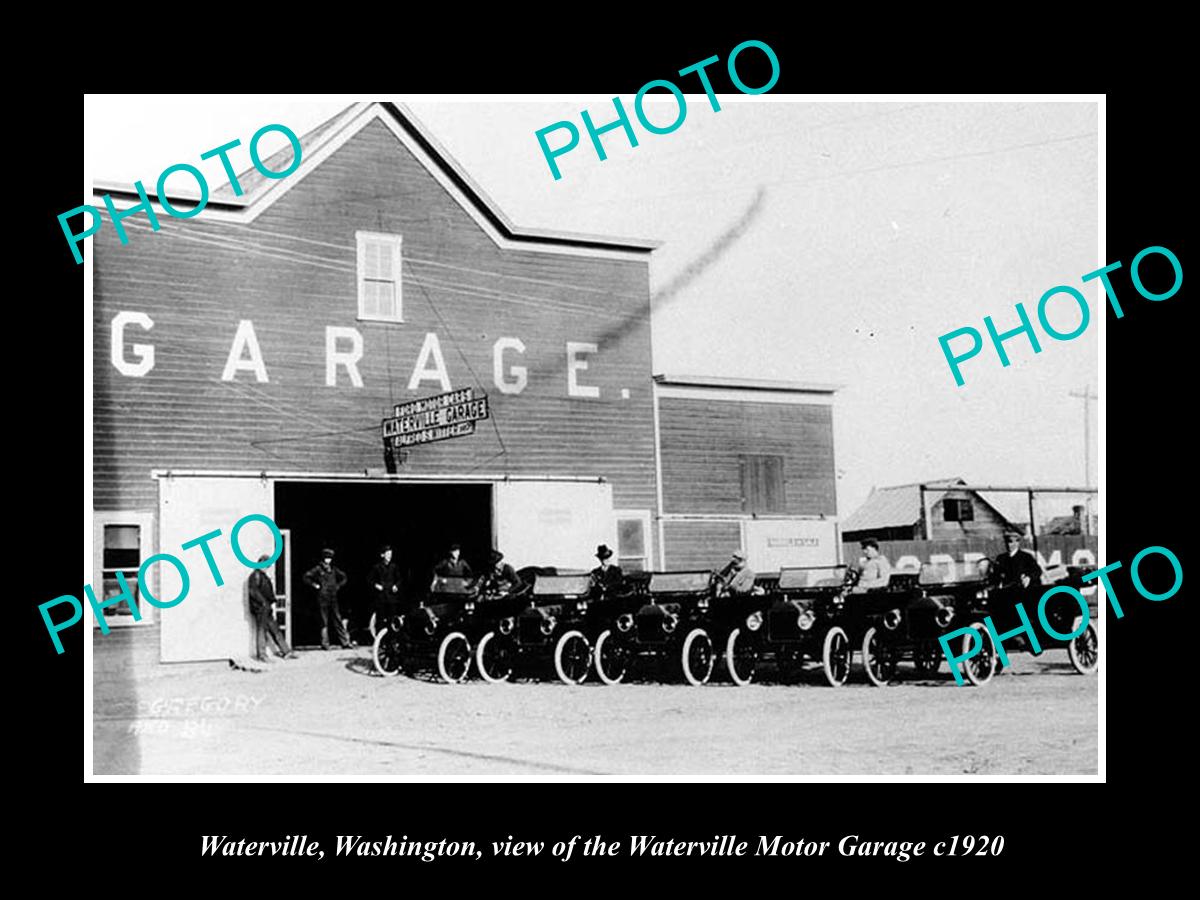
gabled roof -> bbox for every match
[841,478,1013,533]
[93,102,660,261]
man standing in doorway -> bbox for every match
[304,548,352,651]
[248,555,297,662]
[434,542,473,579]
[367,544,402,631]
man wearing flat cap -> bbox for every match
[717,550,758,596]
[304,548,352,651]
[367,544,402,631]
[479,549,524,598]
[434,542,473,579]
[248,555,297,661]
[589,544,624,596]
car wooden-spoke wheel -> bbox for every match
[681,628,714,686]
[594,630,628,685]
[475,631,513,683]
[553,630,592,685]
[961,623,996,686]
[913,640,942,675]
[436,631,472,684]
[371,628,403,677]
[368,612,379,639]
[862,626,898,687]
[1068,620,1099,675]
[822,626,851,687]
[724,628,757,686]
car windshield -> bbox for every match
[533,575,593,596]
[648,572,711,593]
[431,576,475,595]
[918,561,985,586]
[778,566,847,589]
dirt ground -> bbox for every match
[92,628,1098,777]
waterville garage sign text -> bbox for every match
[383,387,490,448]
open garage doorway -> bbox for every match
[274,481,492,648]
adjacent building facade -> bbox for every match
[91,102,841,661]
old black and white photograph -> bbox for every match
[82,94,1101,778]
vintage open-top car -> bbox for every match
[592,570,722,685]
[723,565,859,687]
[953,558,1099,685]
[474,573,596,685]
[370,575,482,683]
[851,562,990,687]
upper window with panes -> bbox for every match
[356,231,403,322]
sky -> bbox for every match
[84,95,1099,521]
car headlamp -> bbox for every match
[540,616,557,636]
[745,611,764,632]
[617,613,634,633]
[663,613,678,634]
[935,607,954,627]
[796,609,816,631]
[884,609,902,631]
[578,600,588,613]
[698,597,709,610]
[464,601,475,612]
[499,616,514,635]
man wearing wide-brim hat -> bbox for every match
[479,548,524,597]
[589,544,625,595]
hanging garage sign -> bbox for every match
[382,387,490,448]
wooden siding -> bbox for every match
[657,397,836,517]
[93,119,656,513]
[663,520,742,570]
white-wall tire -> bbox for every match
[594,630,627,684]
[822,626,851,687]
[1067,619,1099,675]
[681,628,714,686]
[724,628,756,686]
[961,622,996,686]
[475,631,512,683]
[553,630,592,685]
[436,631,472,684]
[371,627,402,677]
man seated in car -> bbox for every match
[716,550,759,596]
[851,538,892,592]
[478,549,525,598]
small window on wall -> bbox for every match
[357,231,403,322]
[943,498,975,522]
[615,511,650,572]
[101,524,141,618]
[740,455,786,514]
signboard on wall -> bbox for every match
[381,387,489,449]
[743,518,839,571]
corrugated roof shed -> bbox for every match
[841,478,966,532]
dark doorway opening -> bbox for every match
[274,481,492,648]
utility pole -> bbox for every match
[1069,386,1098,535]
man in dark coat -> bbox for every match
[248,555,297,661]
[367,544,402,628]
[304,548,352,650]
[479,549,524,597]
[589,544,624,596]
[988,529,1045,659]
[433,543,473,579]
[991,530,1043,590]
